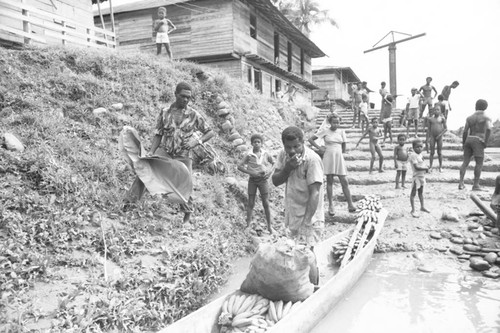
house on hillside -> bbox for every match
[94,0,325,102]
[0,0,115,49]
[312,66,360,108]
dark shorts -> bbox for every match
[248,177,269,196]
[463,136,486,159]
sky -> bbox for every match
[310,0,500,130]
[103,0,499,130]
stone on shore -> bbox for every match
[3,133,24,152]
[469,257,490,271]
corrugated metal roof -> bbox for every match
[94,0,325,58]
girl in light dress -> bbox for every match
[309,113,356,215]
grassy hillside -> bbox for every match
[0,45,308,332]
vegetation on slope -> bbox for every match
[0,45,307,331]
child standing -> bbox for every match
[237,134,274,233]
[380,94,394,145]
[394,134,409,189]
[355,118,384,174]
[426,106,447,172]
[359,94,369,132]
[154,7,176,58]
[406,88,422,138]
[409,139,430,217]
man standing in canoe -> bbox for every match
[272,126,325,246]
[125,82,215,223]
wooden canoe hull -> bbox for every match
[159,209,388,333]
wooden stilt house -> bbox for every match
[94,0,325,102]
[312,66,360,108]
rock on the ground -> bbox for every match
[482,270,500,279]
[469,257,491,271]
[111,103,123,110]
[463,237,473,244]
[457,254,471,260]
[417,264,435,273]
[441,210,460,222]
[450,237,464,244]
[2,133,24,152]
[450,248,464,255]
[484,252,498,264]
[463,244,481,252]
[450,231,463,238]
[430,232,442,240]
[93,107,107,115]
[440,231,452,239]
[468,223,481,231]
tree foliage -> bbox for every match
[272,0,338,36]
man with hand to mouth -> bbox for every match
[272,126,325,247]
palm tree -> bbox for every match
[272,0,338,36]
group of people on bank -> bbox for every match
[125,78,493,246]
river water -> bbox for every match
[214,253,500,333]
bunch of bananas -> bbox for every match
[218,292,302,333]
[356,195,382,212]
[331,196,383,265]
[330,233,365,265]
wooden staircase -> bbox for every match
[311,107,500,188]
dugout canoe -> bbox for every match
[159,209,388,333]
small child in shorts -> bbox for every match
[237,134,274,233]
[409,139,430,218]
[154,7,176,58]
[393,133,409,189]
[359,94,369,132]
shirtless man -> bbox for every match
[426,107,447,172]
[458,99,492,190]
[419,77,438,119]
[441,81,459,119]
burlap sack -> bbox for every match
[240,241,316,302]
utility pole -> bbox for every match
[364,31,426,100]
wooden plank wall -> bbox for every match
[232,0,312,83]
[202,59,242,79]
[1,0,94,45]
[312,71,349,102]
[99,0,234,58]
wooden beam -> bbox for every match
[364,33,426,54]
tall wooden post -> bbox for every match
[388,43,397,98]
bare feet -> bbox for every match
[395,185,401,189]
[328,206,335,216]
[369,170,373,174]
[472,186,484,192]
[402,185,407,189]
[411,211,420,218]
[421,207,430,213]
[348,207,357,213]
[458,183,465,190]
[379,169,384,173]
[439,167,443,173]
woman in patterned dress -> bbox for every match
[309,113,356,215]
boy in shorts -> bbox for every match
[154,7,176,58]
[409,139,430,217]
[406,88,422,138]
[238,134,274,233]
[381,94,394,145]
[394,134,409,189]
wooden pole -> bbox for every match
[96,0,107,46]
[108,0,116,48]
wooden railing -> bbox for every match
[0,0,116,49]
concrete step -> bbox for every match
[343,159,500,172]
[343,142,463,152]
[342,150,467,162]
[344,169,499,187]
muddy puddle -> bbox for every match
[214,253,500,332]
